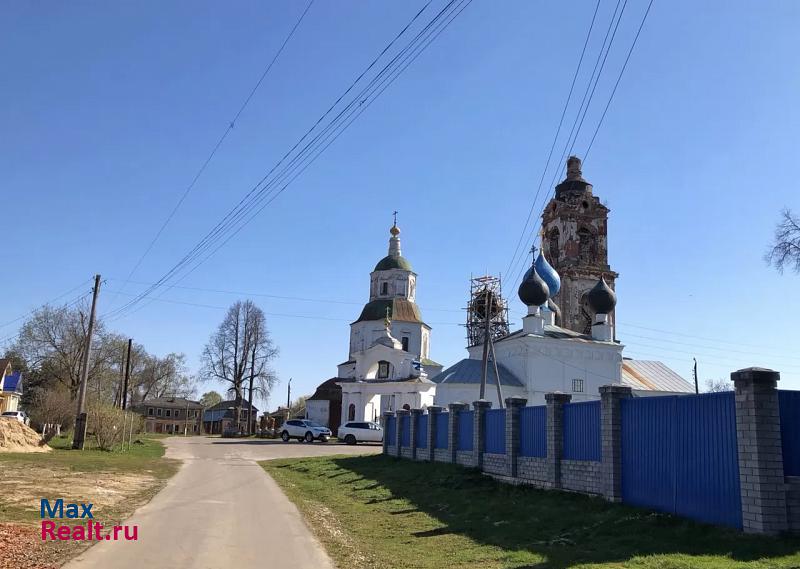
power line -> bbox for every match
[503,0,602,280]
[109,0,315,308]
[0,289,94,345]
[104,0,471,322]
[619,330,800,362]
[507,0,628,289]
[0,278,92,329]
[584,0,655,162]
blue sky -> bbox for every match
[2,0,799,410]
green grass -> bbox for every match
[262,455,800,569]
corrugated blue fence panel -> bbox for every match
[484,409,506,454]
[519,405,547,457]
[457,410,473,451]
[563,400,601,461]
[779,390,800,476]
[400,415,410,447]
[416,414,428,449]
[435,413,449,449]
[621,392,742,529]
[386,416,396,446]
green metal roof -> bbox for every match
[354,298,423,324]
[374,255,412,271]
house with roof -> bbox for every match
[0,359,24,414]
[203,398,259,434]
[130,397,204,435]
[305,378,342,434]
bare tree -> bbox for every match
[765,208,800,274]
[13,302,112,399]
[201,300,278,430]
[704,378,733,392]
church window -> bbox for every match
[378,361,390,379]
[381,282,388,295]
[548,228,560,262]
[348,404,356,421]
[401,337,409,352]
[572,378,584,393]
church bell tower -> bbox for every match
[541,156,618,335]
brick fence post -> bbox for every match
[382,411,393,455]
[427,406,443,461]
[732,367,788,534]
[410,408,422,460]
[396,409,409,458]
[600,384,632,502]
[545,392,571,489]
[448,402,467,463]
[505,396,527,478]
[473,400,492,470]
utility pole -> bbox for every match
[479,290,491,400]
[122,339,132,410]
[73,274,101,450]
[489,336,504,408]
[286,377,292,421]
[693,357,699,394]
[247,330,257,436]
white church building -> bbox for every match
[333,223,443,425]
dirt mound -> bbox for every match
[0,420,51,453]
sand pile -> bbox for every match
[0,420,51,453]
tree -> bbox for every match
[765,208,800,274]
[704,378,733,392]
[200,300,278,429]
[199,390,223,408]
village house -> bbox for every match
[203,399,259,434]
[0,359,23,414]
[131,397,204,435]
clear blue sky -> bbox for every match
[2,0,799,410]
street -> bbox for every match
[64,436,381,569]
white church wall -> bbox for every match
[306,400,330,426]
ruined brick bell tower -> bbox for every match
[541,156,618,335]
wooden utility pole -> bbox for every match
[122,338,132,410]
[247,330,257,435]
[286,377,292,421]
[693,357,699,394]
[489,336,504,408]
[479,290,491,400]
[72,274,101,450]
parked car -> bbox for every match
[337,421,383,445]
[280,419,331,443]
[1,410,29,425]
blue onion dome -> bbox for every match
[534,250,560,297]
[587,276,616,314]
[518,264,550,307]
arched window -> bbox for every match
[402,404,411,411]
[548,228,560,262]
[381,282,388,295]
[348,403,356,421]
[401,337,409,352]
[378,360,390,379]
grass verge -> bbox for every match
[0,434,180,568]
[262,454,800,569]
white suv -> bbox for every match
[281,419,332,443]
[337,421,383,445]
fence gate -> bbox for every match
[620,392,742,529]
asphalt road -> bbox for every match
[65,436,381,569]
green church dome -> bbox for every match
[374,255,413,272]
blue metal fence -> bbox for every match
[621,392,742,529]
[484,409,506,454]
[400,415,410,447]
[385,416,396,446]
[457,410,473,451]
[416,414,428,449]
[779,390,800,476]
[519,405,547,457]
[435,413,449,449]
[563,400,601,461]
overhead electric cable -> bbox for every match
[109,0,315,308]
